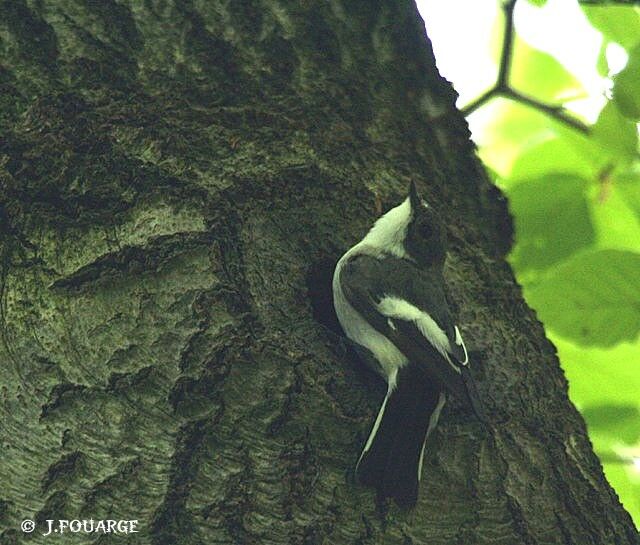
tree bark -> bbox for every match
[0,1,637,544]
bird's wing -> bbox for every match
[341,253,466,367]
[340,253,486,422]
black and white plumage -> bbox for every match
[332,182,485,507]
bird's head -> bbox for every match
[404,181,447,268]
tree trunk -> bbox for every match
[0,1,637,544]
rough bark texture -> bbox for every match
[0,1,637,544]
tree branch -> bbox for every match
[501,87,591,133]
[461,87,498,117]
[461,0,590,135]
[497,0,517,89]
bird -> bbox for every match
[332,181,486,507]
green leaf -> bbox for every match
[525,0,547,6]
[507,174,595,273]
[526,249,640,346]
[596,41,610,78]
[613,44,640,121]
[582,404,640,445]
[591,101,639,162]
[601,464,640,530]
[616,168,640,219]
[511,37,584,103]
[509,136,597,181]
[476,99,553,176]
[588,181,640,253]
[552,334,640,527]
[554,334,640,408]
[581,5,640,50]
[477,99,586,176]
[477,102,608,181]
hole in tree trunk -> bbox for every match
[306,257,342,336]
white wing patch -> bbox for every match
[454,325,469,366]
[376,296,451,360]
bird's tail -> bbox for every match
[356,364,444,507]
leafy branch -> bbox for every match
[461,0,590,134]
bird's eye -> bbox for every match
[419,222,432,238]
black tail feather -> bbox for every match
[356,364,443,507]
[461,366,489,425]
